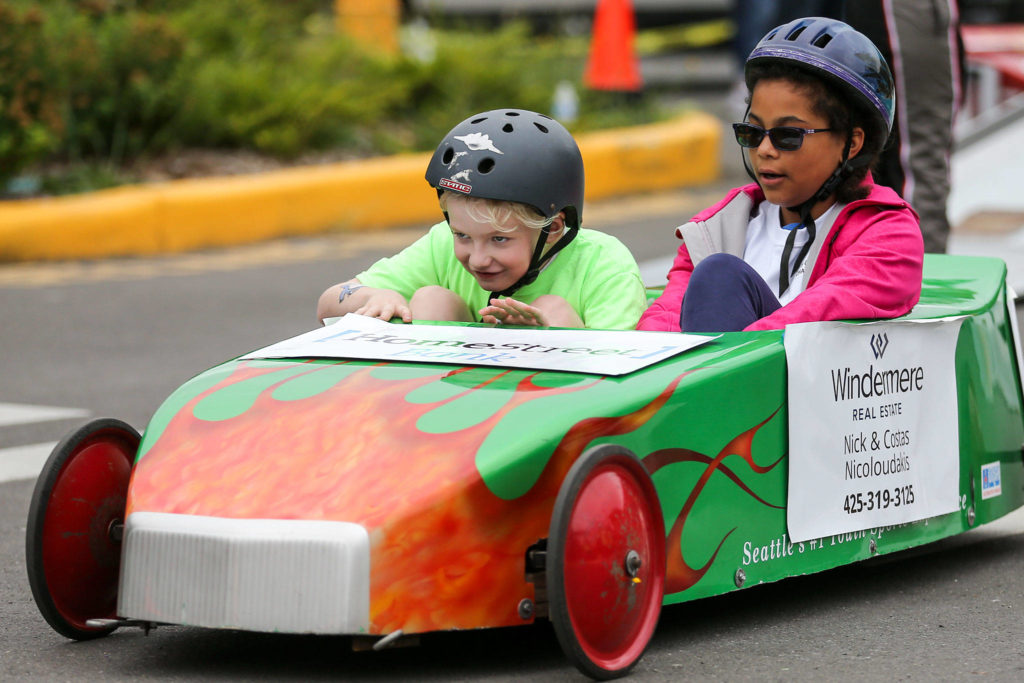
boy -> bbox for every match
[316,108,646,330]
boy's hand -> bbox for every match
[356,290,413,323]
[479,298,547,327]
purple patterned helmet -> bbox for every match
[745,17,895,136]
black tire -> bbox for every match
[26,418,139,640]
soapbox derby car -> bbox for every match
[26,254,1024,679]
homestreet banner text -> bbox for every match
[242,314,716,375]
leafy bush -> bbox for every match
[0,2,61,187]
[168,11,405,157]
[2,1,664,195]
[41,4,186,162]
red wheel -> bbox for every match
[26,418,139,640]
[547,444,666,679]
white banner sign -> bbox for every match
[785,318,964,543]
[242,314,716,376]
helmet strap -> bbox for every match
[778,133,868,296]
[489,224,579,299]
[778,203,817,297]
[740,103,759,184]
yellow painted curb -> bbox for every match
[0,111,720,262]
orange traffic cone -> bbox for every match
[584,0,643,92]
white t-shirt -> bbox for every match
[743,202,839,306]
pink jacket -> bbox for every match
[638,180,924,332]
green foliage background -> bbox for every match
[0,0,664,195]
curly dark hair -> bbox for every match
[745,62,890,204]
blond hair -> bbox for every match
[439,191,562,234]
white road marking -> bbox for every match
[0,402,89,482]
[0,402,89,427]
[0,442,57,484]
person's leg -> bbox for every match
[734,0,778,64]
[844,0,958,253]
[409,286,473,321]
[887,0,957,254]
[529,294,584,328]
[681,253,782,332]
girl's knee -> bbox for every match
[690,253,750,290]
[693,253,744,276]
[701,252,744,267]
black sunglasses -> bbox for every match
[732,122,834,151]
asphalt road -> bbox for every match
[3,185,1024,681]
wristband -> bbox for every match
[338,283,366,303]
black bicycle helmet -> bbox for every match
[426,109,584,228]
[425,109,585,297]
[742,17,896,297]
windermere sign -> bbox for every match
[784,318,964,543]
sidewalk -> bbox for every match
[948,111,1024,293]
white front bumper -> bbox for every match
[118,512,370,634]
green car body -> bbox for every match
[118,253,1023,638]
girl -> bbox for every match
[638,17,924,333]
[317,108,646,330]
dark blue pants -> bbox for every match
[680,253,782,332]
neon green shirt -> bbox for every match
[356,222,646,330]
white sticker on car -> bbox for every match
[981,461,1002,499]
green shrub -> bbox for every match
[170,23,406,157]
[1,1,665,195]
[40,3,186,162]
[0,2,61,186]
